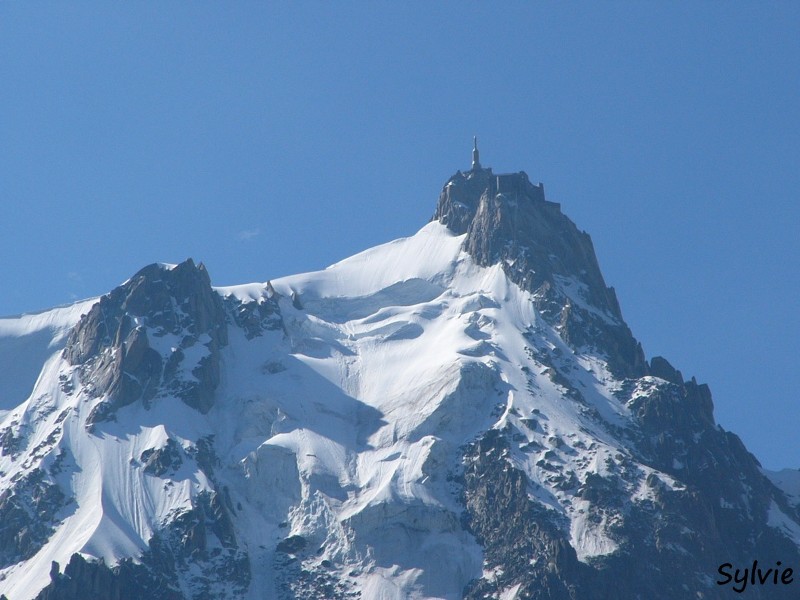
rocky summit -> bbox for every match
[1,147,799,599]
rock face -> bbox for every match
[462,430,589,600]
[461,361,800,599]
[435,167,645,379]
[139,438,183,477]
[63,259,228,422]
[34,553,183,600]
[5,260,256,600]
[0,470,70,571]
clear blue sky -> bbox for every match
[1,3,798,469]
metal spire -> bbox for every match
[472,136,481,170]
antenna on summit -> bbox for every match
[471,136,481,170]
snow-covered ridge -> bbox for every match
[0,299,97,415]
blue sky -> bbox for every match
[1,3,798,469]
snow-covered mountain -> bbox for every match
[2,155,800,599]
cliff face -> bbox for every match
[435,167,645,378]
[64,259,228,422]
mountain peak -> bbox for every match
[63,257,228,423]
[434,151,645,377]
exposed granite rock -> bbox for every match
[627,376,714,437]
[462,430,588,599]
[0,469,70,570]
[434,169,612,312]
[34,553,183,600]
[433,167,509,235]
[434,168,646,378]
[592,375,800,598]
[143,490,249,599]
[159,490,239,558]
[462,413,800,599]
[648,355,684,385]
[187,435,219,482]
[624,375,793,539]
[274,533,359,600]
[0,426,24,458]
[63,259,228,424]
[223,285,283,340]
[140,438,183,477]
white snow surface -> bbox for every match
[765,469,800,508]
[1,222,688,599]
[0,299,97,415]
[767,500,800,546]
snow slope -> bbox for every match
[0,300,96,414]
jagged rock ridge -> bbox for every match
[63,259,228,423]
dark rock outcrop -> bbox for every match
[140,438,183,477]
[273,533,358,600]
[0,427,24,458]
[434,167,645,378]
[34,553,183,600]
[0,469,70,570]
[223,284,283,340]
[462,430,588,599]
[462,411,800,599]
[63,259,228,424]
[648,355,684,385]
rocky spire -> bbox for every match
[433,160,646,378]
